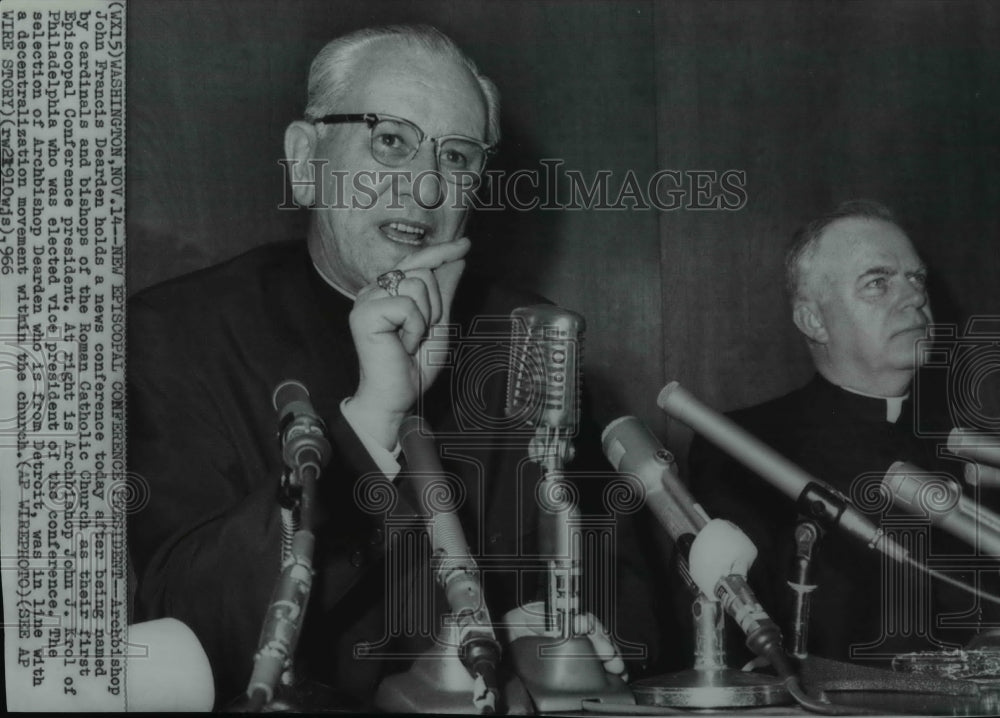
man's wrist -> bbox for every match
[341,394,407,451]
[340,397,403,479]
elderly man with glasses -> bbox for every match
[127,25,662,710]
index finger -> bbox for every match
[395,237,471,273]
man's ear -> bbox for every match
[283,121,320,207]
[792,300,829,344]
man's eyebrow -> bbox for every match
[856,264,928,282]
[857,265,896,281]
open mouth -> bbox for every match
[381,220,428,247]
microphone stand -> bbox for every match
[601,415,793,708]
[536,428,581,637]
[787,488,981,700]
[233,381,334,713]
[504,426,635,712]
[631,590,792,708]
[239,456,322,712]
[657,382,987,706]
[789,518,822,660]
[374,416,533,715]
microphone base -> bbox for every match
[508,635,636,713]
[631,668,792,708]
[227,681,364,713]
[374,641,533,714]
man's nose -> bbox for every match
[407,144,445,209]
[899,275,929,311]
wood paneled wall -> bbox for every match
[127,0,1000,459]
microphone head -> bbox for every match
[602,415,708,541]
[272,379,331,468]
[948,428,1000,469]
[656,380,683,414]
[688,518,758,598]
[881,460,962,515]
[601,415,676,476]
[506,305,585,431]
[273,379,311,417]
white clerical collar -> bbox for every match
[840,384,908,423]
[312,261,357,301]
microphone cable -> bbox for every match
[781,675,882,716]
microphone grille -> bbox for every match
[273,379,309,412]
[506,305,585,430]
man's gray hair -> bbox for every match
[303,25,501,146]
[784,199,899,303]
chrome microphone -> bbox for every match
[601,415,708,543]
[948,428,1000,468]
[601,416,790,674]
[949,429,1000,488]
[245,381,331,711]
[882,461,1000,556]
[273,379,332,479]
[506,305,585,470]
[506,305,586,636]
[964,461,1000,488]
[657,381,908,563]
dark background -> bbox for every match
[127,0,1000,459]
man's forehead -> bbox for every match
[815,217,922,274]
[344,41,487,137]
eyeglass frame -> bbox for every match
[312,112,496,175]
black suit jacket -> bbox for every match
[127,240,664,707]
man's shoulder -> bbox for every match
[129,241,307,314]
[126,240,318,361]
[727,377,821,434]
[688,380,816,470]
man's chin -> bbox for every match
[886,351,922,374]
[881,338,925,368]
[888,329,928,360]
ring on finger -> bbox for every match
[376,269,406,297]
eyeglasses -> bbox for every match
[314,112,495,182]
